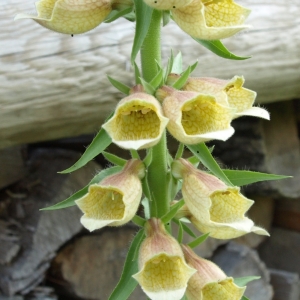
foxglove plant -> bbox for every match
[16,0,289,299]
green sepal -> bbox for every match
[177,221,184,244]
[162,10,171,26]
[108,229,145,300]
[140,78,155,94]
[187,143,233,186]
[188,232,210,248]
[234,276,260,287]
[172,66,191,90]
[104,7,133,23]
[134,62,142,85]
[107,75,131,95]
[161,199,185,224]
[171,52,183,74]
[223,170,291,187]
[131,0,153,64]
[173,218,197,238]
[164,50,174,81]
[102,151,127,166]
[41,166,122,210]
[60,127,112,173]
[190,60,198,73]
[149,68,164,90]
[194,39,250,60]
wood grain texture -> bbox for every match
[1,0,300,148]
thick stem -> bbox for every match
[140,9,169,218]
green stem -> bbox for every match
[140,10,169,218]
[141,9,162,82]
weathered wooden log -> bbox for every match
[0,149,99,296]
[1,0,300,148]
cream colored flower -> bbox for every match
[158,86,234,145]
[133,218,196,300]
[15,0,113,34]
[102,91,169,150]
[75,159,144,231]
[171,0,251,40]
[182,75,270,120]
[182,245,246,300]
[172,158,269,239]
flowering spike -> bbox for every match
[182,76,270,120]
[159,86,235,145]
[15,0,112,34]
[181,245,246,300]
[171,0,251,40]
[133,218,196,300]
[172,158,269,239]
[102,92,169,150]
[75,159,144,231]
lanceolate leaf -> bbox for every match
[234,276,260,287]
[107,76,131,95]
[172,66,191,89]
[60,127,112,173]
[223,170,291,187]
[105,7,133,23]
[187,143,233,186]
[194,39,250,60]
[188,232,210,248]
[149,68,164,89]
[109,229,145,300]
[41,166,122,210]
[171,52,183,74]
[102,151,127,166]
[161,199,185,224]
[131,0,153,64]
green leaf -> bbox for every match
[194,39,250,60]
[173,219,196,238]
[171,52,183,74]
[223,170,291,187]
[102,151,127,166]
[175,143,185,160]
[140,78,155,94]
[131,0,153,64]
[143,149,153,167]
[241,297,250,300]
[108,229,145,300]
[132,215,146,227]
[60,128,112,173]
[172,66,191,90]
[105,7,133,23]
[149,68,164,89]
[134,62,142,85]
[130,150,140,160]
[188,232,210,248]
[141,197,151,219]
[234,276,260,287]
[187,143,233,186]
[162,10,170,26]
[177,220,184,243]
[107,76,131,95]
[41,166,122,210]
[190,61,198,73]
[161,199,185,224]
[187,155,200,166]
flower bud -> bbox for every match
[15,0,112,35]
[133,218,196,300]
[75,159,144,231]
[172,159,269,239]
[102,91,169,150]
[159,86,234,145]
[181,245,246,300]
[171,0,251,40]
[182,76,270,120]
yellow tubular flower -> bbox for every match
[172,159,269,239]
[171,0,251,40]
[133,218,196,300]
[75,159,145,231]
[143,0,193,10]
[158,86,234,145]
[182,75,270,120]
[102,91,169,150]
[181,245,246,300]
[15,0,112,34]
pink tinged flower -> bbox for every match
[181,245,246,300]
[182,76,270,120]
[133,218,196,300]
[171,0,251,40]
[172,158,269,239]
[143,0,193,10]
[102,92,169,150]
[75,159,145,231]
[158,86,235,145]
[15,0,112,35]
